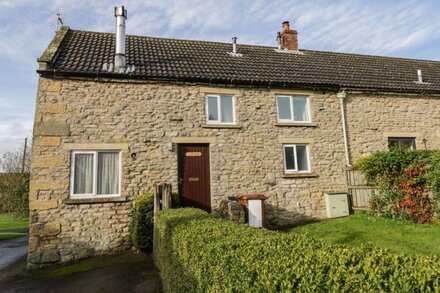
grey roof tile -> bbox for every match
[47,29,440,92]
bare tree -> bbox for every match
[0,139,31,216]
[0,140,31,173]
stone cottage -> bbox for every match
[29,6,440,267]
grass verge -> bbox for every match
[0,213,28,241]
[286,212,440,256]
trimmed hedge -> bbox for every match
[129,192,179,252]
[155,208,440,292]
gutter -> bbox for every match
[36,69,341,91]
[338,90,352,168]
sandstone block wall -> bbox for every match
[345,93,440,163]
[29,77,349,267]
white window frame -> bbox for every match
[70,150,122,198]
[276,95,311,123]
[283,144,311,173]
[205,94,236,125]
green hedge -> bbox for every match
[155,208,440,292]
[129,192,180,252]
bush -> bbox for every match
[0,173,29,217]
[155,208,440,292]
[357,148,440,223]
[129,192,180,252]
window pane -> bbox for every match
[400,139,416,149]
[220,96,234,123]
[296,146,309,171]
[207,96,218,121]
[388,139,399,149]
[97,152,120,195]
[277,97,292,120]
[293,97,309,122]
[388,137,416,150]
[284,146,296,170]
[74,154,94,194]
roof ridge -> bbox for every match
[68,28,440,64]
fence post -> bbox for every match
[153,184,162,264]
[162,183,172,209]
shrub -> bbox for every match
[155,208,440,292]
[0,173,29,217]
[357,148,440,223]
[129,192,180,252]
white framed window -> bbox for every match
[276,95,311,123]
[70,150,121,198]
[205,94,236,124]
[283,144,311,173]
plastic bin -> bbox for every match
[237,194,268,227]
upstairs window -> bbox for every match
[206,94,235,124]
[283,144,310,173]
[277,95,310,123]
[71,151,121,198]
[388,137,416,150]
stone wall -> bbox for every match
[217,200,245,224]
[29,77,348,267]
[345,92,440,163]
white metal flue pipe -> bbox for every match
[417,69,423,83]
[114,6,127,72]
[232,37,237,54]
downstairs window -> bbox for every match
[71,151,121,198]
[283,144,310,173]
[388,137,416,150]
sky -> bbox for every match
[1,0,440,156]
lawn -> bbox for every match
[0,213,29,241]
[286,212,440,256]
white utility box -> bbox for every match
[324,192,350,218]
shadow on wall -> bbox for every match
[265,203,319,229]
[216,199,319,229]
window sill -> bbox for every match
[281,173,319,178]
[275,122,317,127]
[63,196,127,205]
[202,124,242,129]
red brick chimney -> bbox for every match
[280,21,298,51]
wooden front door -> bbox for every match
[178,144,211,212]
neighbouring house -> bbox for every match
[29,6,440,268]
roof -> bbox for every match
[38,26,440,93]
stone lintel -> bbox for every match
[199,86,240,95]
[383,131,420,138]
[271,89,315,96]
[277,137,314,144]
[63,143,129,151]
[171,137,216,143]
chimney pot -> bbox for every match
[282,21,290,31]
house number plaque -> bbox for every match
[186,152,202,157]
